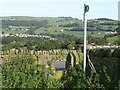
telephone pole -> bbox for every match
[83,4,89,73]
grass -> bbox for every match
[1,16,118,38]
[35,27,75,34]
[3,26,106,38]
[2,29,26,34]
[107,36,118,44]
[35,27,106,38]
[35,27,84,37]
[101,25,118,31]
[10,26,30,29]
[53,71,63,79]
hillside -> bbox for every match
[1,16,118,38]
[1,16,120,89]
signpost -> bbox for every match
[83,4,89,73]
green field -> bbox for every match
[1,16,119,38]
[2,29,26,34]
[107,36,118,44]
[35,27,106,38]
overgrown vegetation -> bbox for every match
[2,54,63,88]
[2,55,119,88]
[62,64,105,88]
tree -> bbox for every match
[12,42,21,50]
[62,64,104,88]
[76,38,83,44]
[2,54,63,88]
[96,38,108,45]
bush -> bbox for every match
[2,54,63,88]
[62,64,104,88]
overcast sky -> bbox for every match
[0,0,119,20]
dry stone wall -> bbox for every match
[1,49,82,65]
[88,47,120,87]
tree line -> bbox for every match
[2,20,48,28]
[2,33,119,51]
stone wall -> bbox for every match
[1,49,82,65]
[88,48,120,88]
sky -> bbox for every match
[0,0,119,20]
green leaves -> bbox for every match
[2,54,63,88]
[1,53,64,88]
[62,64,104,88]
